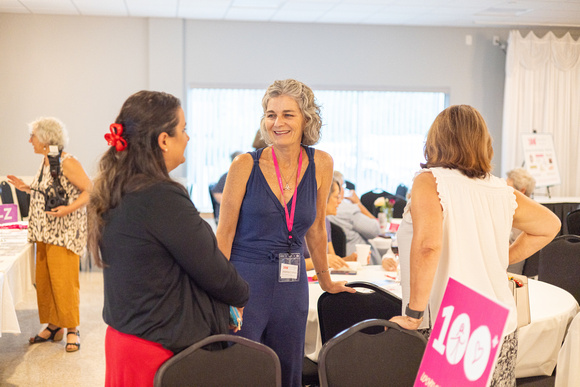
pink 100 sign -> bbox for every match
[414,277,511,387]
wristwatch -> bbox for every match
[405,303,424,319]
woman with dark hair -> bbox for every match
[88,90,249,386]
[8,117,91,352]
[216,79,353,386]
[391,105,560,386]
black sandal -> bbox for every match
[29,326,63,344]
[66,331,81,353]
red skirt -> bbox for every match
[105,326,173,387]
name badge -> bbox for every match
[278,253,301,282]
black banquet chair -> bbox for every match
[154,334,282,387]
[567,209,580,236]
[395,184,408,198]
[208,183,220,226]
[360,190,398,217]
[0,180,14,205]
[393,198,407,219]
[329,222,347,258]
[318,281,402,344]
[538,234,580,304]
[318,319,427,387]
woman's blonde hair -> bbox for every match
[29,117,69,151]
[259,79,322,146]
[421,105,493,178]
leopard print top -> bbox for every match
[28,154,87,256]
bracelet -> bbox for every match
[405,303,424,319]
[316,269,329,275]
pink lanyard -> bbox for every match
[272,147,303,243]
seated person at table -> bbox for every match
[305,178,357,271]
[211,151,243,223]
[506,167,536,274]
[327,171,382,264]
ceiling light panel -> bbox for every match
[0,0,29,13]
[73,0,128,16]
[125,0,178,17]
[225,6,278,21]
[231,0,284,8]
[19,0,78,14]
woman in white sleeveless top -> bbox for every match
[391,105,560,386]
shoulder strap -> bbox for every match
[251,148,263,165]
[304,146,315,162]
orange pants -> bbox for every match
[35,242,80,328]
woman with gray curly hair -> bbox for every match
[8,117,91,352]
[506,167,536,197]
[217,79,353,386]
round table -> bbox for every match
[304,267,580,379]
[305,265,400,362]
[516,279,579,377]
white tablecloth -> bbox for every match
[305,268,580,379]
[555,312,580,387]
[305,265,401,362]
[0,227,35,336]
[516,279,579,378]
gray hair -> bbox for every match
[259,79,322,146]
[506,168,536,197]
[29,117,69,151]
[333,170,344,187]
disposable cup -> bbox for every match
[355,244,371,266]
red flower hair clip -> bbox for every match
[105,123,127,152]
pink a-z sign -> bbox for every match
[414,277,510,387]
[0,204,18,224]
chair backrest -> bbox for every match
[15,189,30,219]
[0,181,14,204]
[329,221,347,257]
[392,198,407,219]
[567,209,580,236]
[318,281,402,344]
[318,319,427,387]
[395,184,408,198]
[154,334,281,387]
[522,251,540,278]
[360,190,398,217]
[208,183,220,226]
[538,235,580,304]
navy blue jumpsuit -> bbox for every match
[230,146,317,387]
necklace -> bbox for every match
[272,148,300,191]
[279,168,296,191]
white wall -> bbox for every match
[184,21,577,176]
[1,13,578,181]
[0,14,185,178]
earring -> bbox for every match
[164,149,168,152]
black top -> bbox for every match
[101,182,249,353]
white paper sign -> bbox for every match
[521,133,560,188]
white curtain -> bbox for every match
[502,30,580,197]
